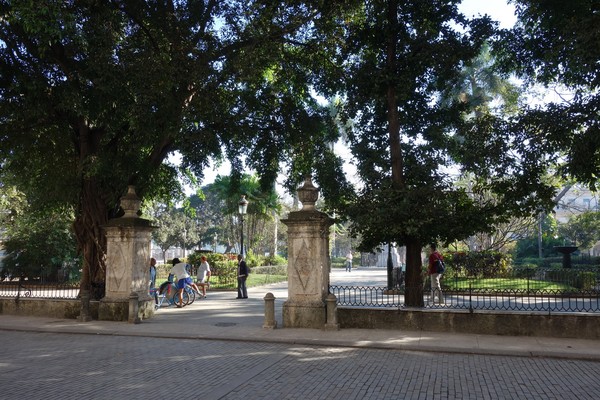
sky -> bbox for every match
[459,0,517,29]
[191,0,518,191]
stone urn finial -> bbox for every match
[120,185,141,218]
[297,177,319,210]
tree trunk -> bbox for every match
[404,237,424,307]
[272,213,279,256]
[73,179,108,300]
[384,0,423,307]
[386,0,404,188]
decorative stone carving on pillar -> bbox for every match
[281,177,333,328]
[98,186,156,322]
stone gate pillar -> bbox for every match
[98,186,155,321]
[281,178,333,328]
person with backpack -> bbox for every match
[427,244,445,304]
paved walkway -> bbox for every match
[0,269,599,361]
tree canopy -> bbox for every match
[1,1,598,308]
[496,0,600,188]
[0,0,348,297]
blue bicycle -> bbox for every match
[151,275,191,309]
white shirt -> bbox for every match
[170,262,190,279]
[196,261,211,283]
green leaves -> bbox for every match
[559,211,600,250]
[496,0,600,189]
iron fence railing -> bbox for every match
[330,285,600,313]
[330,267,600,313]
[0,278,80,299]
[330,285,402,307]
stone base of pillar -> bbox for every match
[99,298,128,321]
[99,297,155,321]
[282,300,326,329]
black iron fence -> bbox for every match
[0,277,79,299]
[330,267,600,313]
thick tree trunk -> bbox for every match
[384,0,423,307]
[73,179,108,300]
[386,0,404,188]
[404,238,424,307]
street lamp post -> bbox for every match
[238,195,249,256]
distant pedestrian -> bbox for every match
[196,255,211,298]
[428,244,444,304]
[149,258,158,305]
[236,254,249,299]
[345,251,353,272]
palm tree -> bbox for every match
[444,43,521,117]
[209,174,282,255]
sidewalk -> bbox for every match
[1,275,599,361]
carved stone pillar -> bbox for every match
[281,178,333,328]
[98,186,155,321]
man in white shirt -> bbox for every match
[169,258,201,307]
[195,255,211,298]
[345,251,353,272]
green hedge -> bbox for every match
[546,269,597,290]
[443,251,512,278]
[251,265,287,275]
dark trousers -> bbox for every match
[237,276,248,298]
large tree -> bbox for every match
[0,1,349,298]
[314,0,559,306]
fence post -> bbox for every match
[78,289,92,322]
[263,292,277,329]
[469,282,473,313]
[128,291,140,324]
[325,293,340,331]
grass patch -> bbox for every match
[443,277,574,291]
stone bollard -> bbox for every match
[128,292,141,324]
[324,293,339,331]
[263,292,277,329]
[78,289,92,322]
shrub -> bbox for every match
[513,264,538,278]
[444,251,512,278]
[264,254,287,266]
[331,256,345,268]
[252,265,287,275]
[576,272,597,290]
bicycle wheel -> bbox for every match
[185,287,195,305]
[181,290,191,306]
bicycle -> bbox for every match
[152,277,190,309]
[17,277,32,298]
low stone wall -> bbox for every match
[0,298,99,320]
[338,307,600,340]
[0,297,154,322]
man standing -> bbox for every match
[345,251,353,272]
[149,258,158,305]
[236,254,249,299]
[427,244,444,304]
[196,255,211,298]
